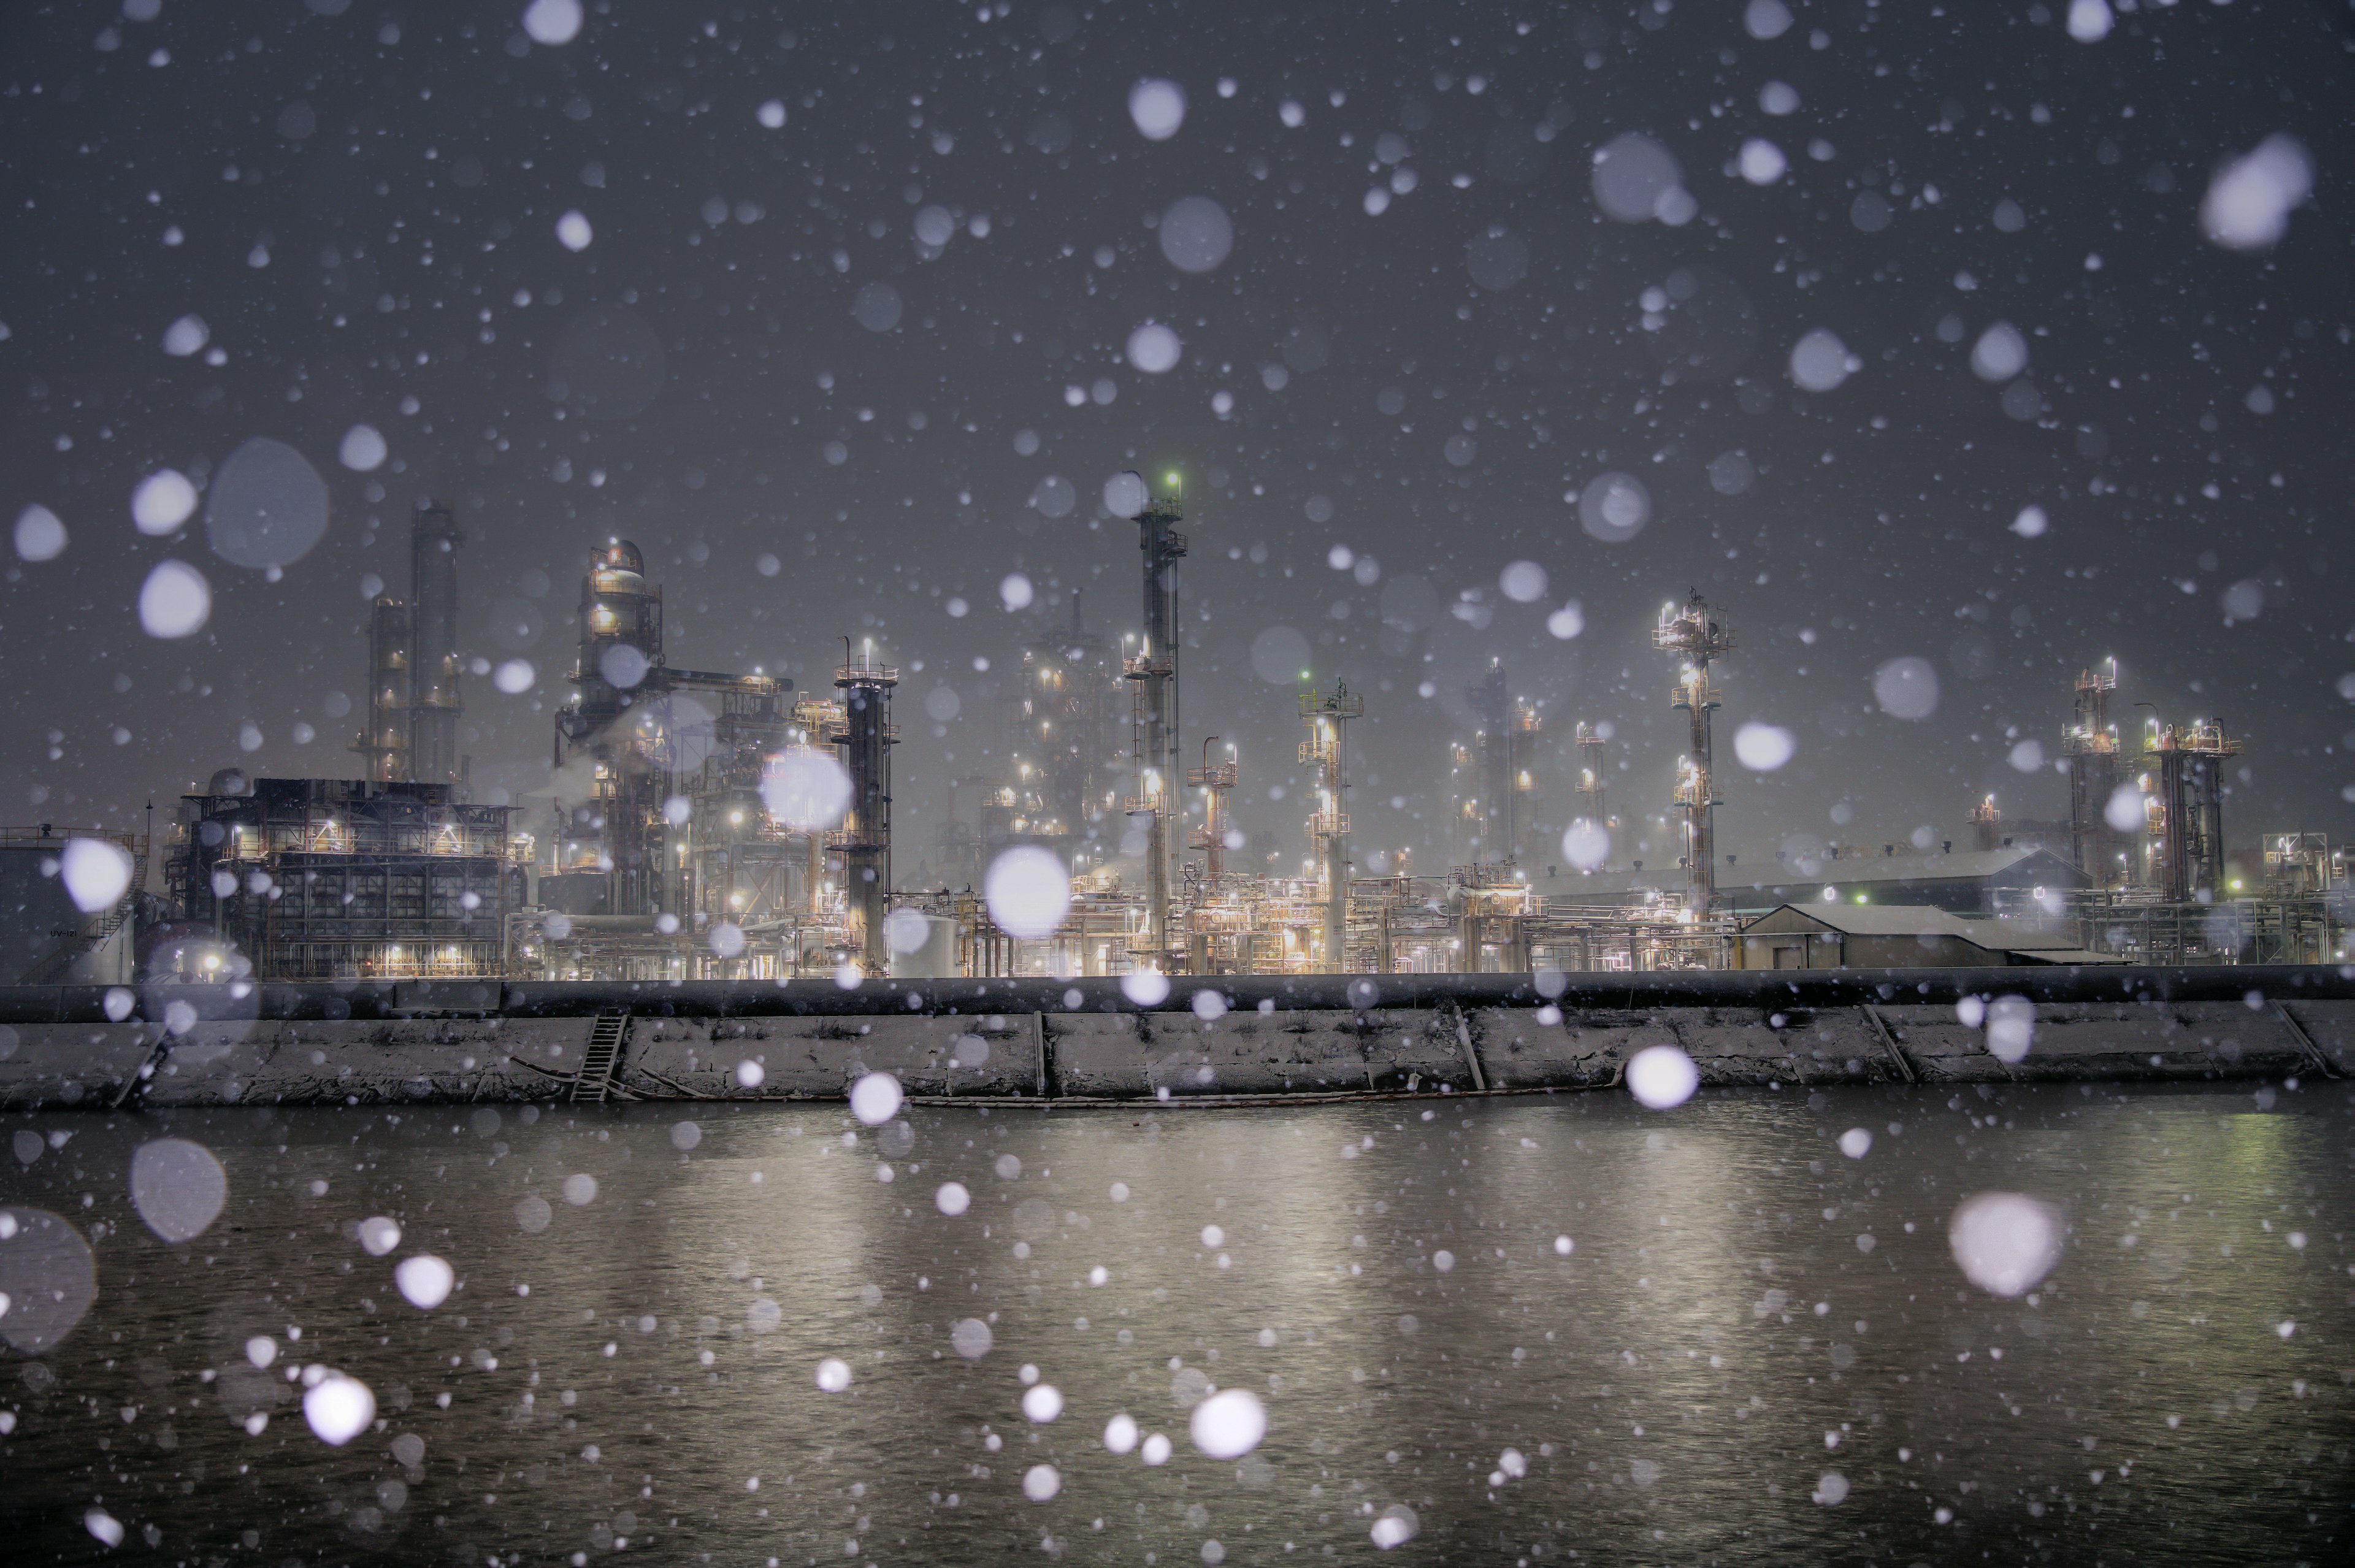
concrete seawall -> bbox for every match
[1,966,2347,1111]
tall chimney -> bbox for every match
[407,499,464,790]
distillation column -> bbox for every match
[1574,722,1607,829]
[1300,681,1364,971]
[2063,659,2122,887]
[1467,660,1515,866]
[354,594,412,782]
[2146,717,2238,903]
[1655,592,1736,917]
[1187,738,1238,880]
[407,499,465,790]
[1125,480,1187,967]
[832,645,898,973]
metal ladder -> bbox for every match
[572,1011,629,1102]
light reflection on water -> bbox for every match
[0,1082,2348,1564]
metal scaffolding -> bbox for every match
[1655,592,1735,917]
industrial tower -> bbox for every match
[1465,660,1537,865]
[1574,722,1608,830]
[353,499,465,789]
[1655,592,1735,916]
[2143,716,2239,903]
[1124,476,1187,967]
[1300,680,1363,970]
[406,500,466,790]
[1187,737,1239,881]
[830,642,899,973]
[2062,659,2124,887]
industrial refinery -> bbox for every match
[50,480,2328,989]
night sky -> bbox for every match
[4,0,2352,882]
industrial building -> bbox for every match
[1,824,145,985]
[163,774,517,981]
[123,478,2347,986]
[1732,903,2115,970]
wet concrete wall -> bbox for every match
[0,966,2344,1110]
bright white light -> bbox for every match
[1105,1412,1140,1453]
[761,749,852,831]
[245,1336,277,1368]
[935,1182,971,1216]
[1837,1128,1872,1160]
[1371,1505,1422,1548]
[339,423,388,472]
[1498,560,1547,603]
[2066,0,2112,44]
[757,99,786,129]
[395,1255,455,1309]
[2010,505,2048,538]
[139,559,212,639]
[493,659,535,694]
[303,1374,377,1446]
[1788,328,1856,392]
[1872,657,1940,721]
[1553,1235,1574,1256]
[1738,138,1788,185]
[1948,1191,2061,1297]
[1103,472,1149,517]
[1547,602,1585,640]
[986,846,1071,939]
[735,1058,766,1088]
[850,1071,904,1126]
[358,1217,402,1256]
[1128,78,1187,140]
[1189,1388,1267,1459]
[1125,323,1182,374]
[1022,1383,1064,1423]
[1985,995,2035,1063]
[13,504,66,562]
[522,0,584,45]
[161,313,209,356]
[555,210,593,251]
[132,469,197,534]
[1141,1431,1173,1465]
[1733,722,1795,771]
[2203,134,2312,251]
[1577,471,1652,542]
[1744,0,1793,39]
[1969,322,2029,382]
[1560,821,1610,873]
[814,1357,852,1393]
[61,838,134,913]
[85,1510,125,1548]
[1190,988,1228,1020]
[884,906,931,954]
[2103,783,2145,833]
[1626,1044,1699,1110]
[1121,970,1171,1006]
[1022,1463,1062,1501]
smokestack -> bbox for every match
[834,640,899,974]
[407,499,464,790]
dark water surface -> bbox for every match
[2,1082,2351,1565]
